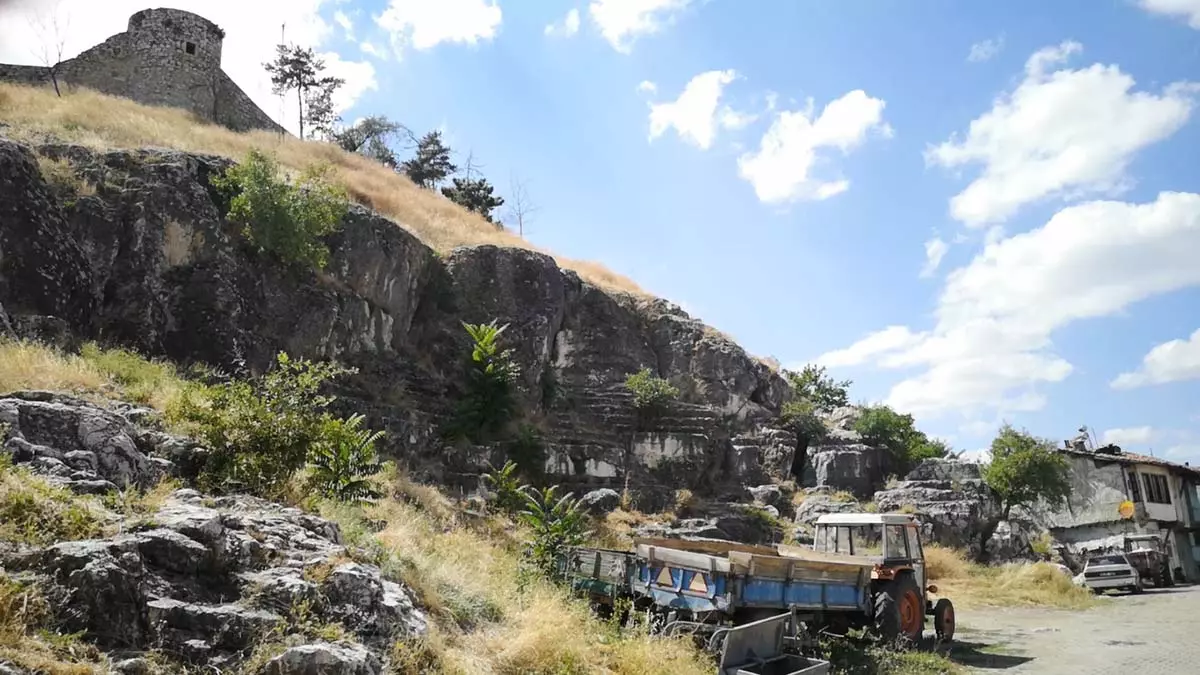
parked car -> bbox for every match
[1082,553,1142,594]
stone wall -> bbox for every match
[215,71,286,134]
[0,8,282,135]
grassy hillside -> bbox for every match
[0,82,643,297]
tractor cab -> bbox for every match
[1124,532,1175,587]
[812,513,954,643]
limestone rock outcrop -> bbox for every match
[0,393,426,671]
[0,137,787,502]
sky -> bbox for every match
[2,0,1200,464]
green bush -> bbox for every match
[624,367,679,412]
[306,413,385,504]
[449,320,520,443]
[519,485,589,578]
[167,352,355,497]
[211,149,348,270]
[780,397,827,442]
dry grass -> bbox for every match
[35,155,97,197]
[924,545,1096,610]
[0,339,185,412]
[0,457,109,546]
[0,82,645,296]
[0,573,108,674]
[326,470,712,675]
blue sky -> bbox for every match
[3,0,1200,463]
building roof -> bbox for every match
[1060,445,1200,478]
[815,513,919,526]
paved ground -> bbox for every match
[945,584,1200,674]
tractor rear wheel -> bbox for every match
[1161,566,1176,587]
[873,575,923,644]
[872,584,901,643]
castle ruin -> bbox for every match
[0,7,285,134]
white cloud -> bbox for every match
[375,0,501,55]
[814,326,924,368]
[927,41,1196,227]
[816,191,1200,418]
[967,36,1004,63]
[1112,328,1200,389]
[920,237,949,278]
[334,10,354,39]
[637,80,657,95]
[545,8,581,37]
[321,51,377,114]
[719,106,757,131]
[1166,444,1200,465]
[737,90,891,204]
[648,69,738,150]
[0,0,376,137]
[1102,426,1157,446]
[1139,0,1200,28]
[588,0,691,53]
[360,41,387,59]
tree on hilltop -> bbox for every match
[334,115,414,169]
[784,364,851,414]
[264,44,344,140]
[401,130,456,189]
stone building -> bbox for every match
[0,7,284,134]
[1038,442,1200,582]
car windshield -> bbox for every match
[1089,555,1127,566]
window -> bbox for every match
[885,525,909,559]
[1128,472,1142,502]
[1142,473,1171,505]
[185,41,196,55]
[905,526,923,562]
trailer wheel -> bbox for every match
[933,598,955,642]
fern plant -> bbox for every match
[482,460,526,515]
[306,413,385,504]
[519,485,590,578]
[450,320,521,442]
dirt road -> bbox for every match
[947,585,1200,673]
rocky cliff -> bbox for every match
[0,138,788,505]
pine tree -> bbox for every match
[264,44,344,140]
[442,176,505,223]
[401,131,456,188]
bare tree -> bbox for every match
[28,2,71,97]
[502,173,538,238]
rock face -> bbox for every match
[872,458,1003,558]
[0,138,786,502]
[0,394,426,671]
[804,407,886,498]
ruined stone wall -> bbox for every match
[0,8,282,134]
[215,71,286,134]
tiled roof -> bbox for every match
[1060,445,1200,478]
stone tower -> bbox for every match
[124,8,225,119]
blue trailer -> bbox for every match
[628,537,874,626]
[561,513,958,647]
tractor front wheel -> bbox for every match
[933,598,956,642]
